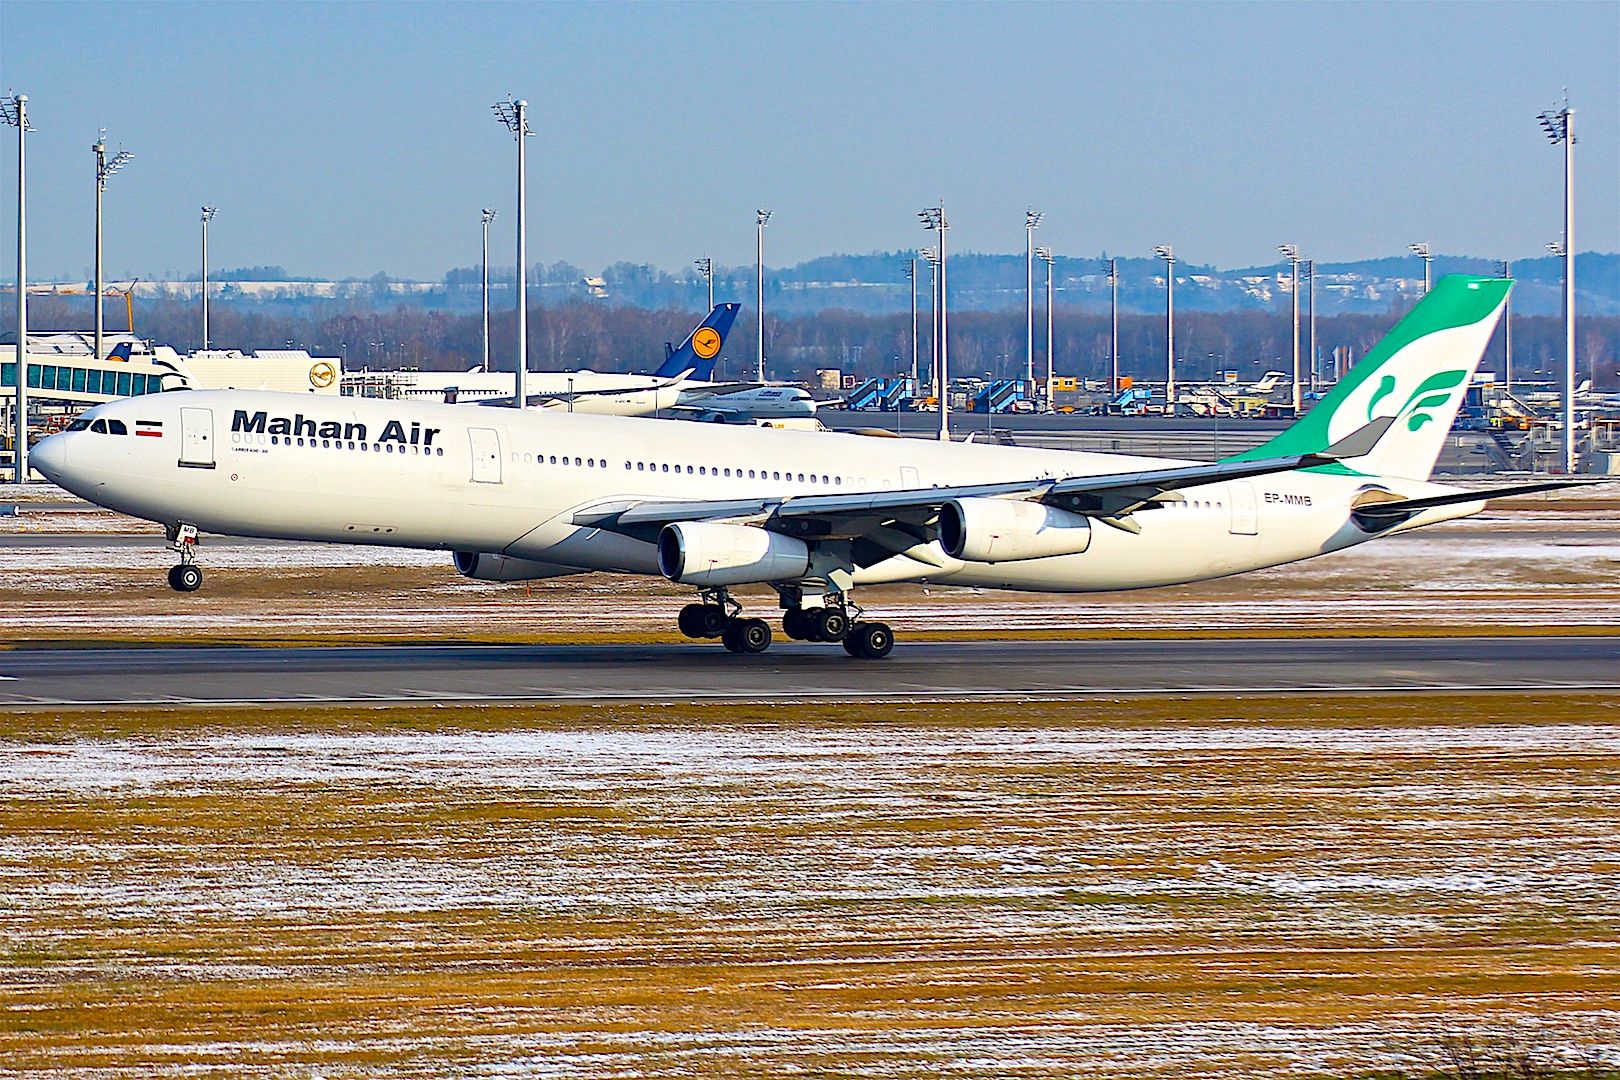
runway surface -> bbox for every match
[2,636,1615,707]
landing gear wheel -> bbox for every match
[696,606,728,638]
[812,607,850,643]
[168,564,203,593]
[677,603,711,639]
[846,622,894,660]
[679,603,728,638]
[782,607,812,641]
[721,617,772,654]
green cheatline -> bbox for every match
[1226,274,1511,464]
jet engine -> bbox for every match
[937,497,1092,563]
[453,551,583,582]
[657,522,811,587]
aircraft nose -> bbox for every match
[28,433,67,483]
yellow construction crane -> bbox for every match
[0,280,138,332]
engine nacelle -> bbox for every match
[938,497,1092,563]
[657,522,811,587]
[453,551,582,582]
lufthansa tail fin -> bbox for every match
[651,303,740,380]
[1227,275,1511,481]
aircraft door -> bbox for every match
[1229,482,1258,535]
[469,427,502,484]
[178,408,215,469]
[899,465,920,489]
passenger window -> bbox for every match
[772,471,781,480]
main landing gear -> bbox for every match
[676,588,894,659]
[781,592,893,660]
[677,589,773,655]
[165,522,203,593]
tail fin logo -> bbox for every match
[691,327,722,360]
[1366,368,1468,431]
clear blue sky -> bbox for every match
[2,1,1616,282]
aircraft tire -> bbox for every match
[782,608,811,640]
[677,603,708,639]
[813,608,849,642]
[721,622,746,653]
[170,564,203,593]
[841,632,863,657]
[736,617,772,654]
[849,622,894,660]
[698,606,729,638]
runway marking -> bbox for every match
[5,682,1619,710]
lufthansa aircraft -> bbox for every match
[31,276,1573,658]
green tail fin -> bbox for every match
[1227,275,1510,480]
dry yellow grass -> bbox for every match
[3,695,1617,1077]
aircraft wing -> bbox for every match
[576,418,1395,540]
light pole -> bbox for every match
[200,206,216,351]
[903,257,917,389]
[755,209,771,382]
[1036,246,1054,410]
[922,206,950,441]
[480,208,496,374]
[1305,259,1317,394]
[1497,259,1512,397]
[492,97,531,408]
[1024,209,1042,395]
[1153,245,1176,411]
[2,93,29,483]
[1102,257,1119,397]
[1539,97,1576,474]
[93,134,133,363]
[1408,242,1432,295]
[1278,244,1301,414]
[694,255,713,312]
[921,246,939,399]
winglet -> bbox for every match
[1313,416,1395,461]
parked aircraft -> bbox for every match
[32,277,1577,659]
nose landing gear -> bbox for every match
[165,522,203,592]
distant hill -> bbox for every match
[86,251,1617,319]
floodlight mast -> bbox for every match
[1102,257,1119,397]
[492,97,531,408]
[903,258,917,388]
[1305,259,1316,394]
[2,93,29,483]
[694,256,713,313]
[754,210,772,382]
[200,206,216,351]
[921,205,949,441]
[93,135,133,364]
[1408,242,1431,295]
[1153,245,1176,411]
[1539,97,1576,474]
[1278,244,1301,414]
[1024,209,1042,395]
[481,208,497,374]
[1036,247,1054,411]
[921,246,939,399]
[1497,259,1512,396]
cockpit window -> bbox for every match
[66,419,90,432]
[106,419,128,436]
[90,419,107,434]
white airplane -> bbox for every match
[32,276,1579,659]
[670,383,831,423]
[436,303,742,416]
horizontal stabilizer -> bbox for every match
[1353,480,1595,524]
[1318,416,1394,460]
